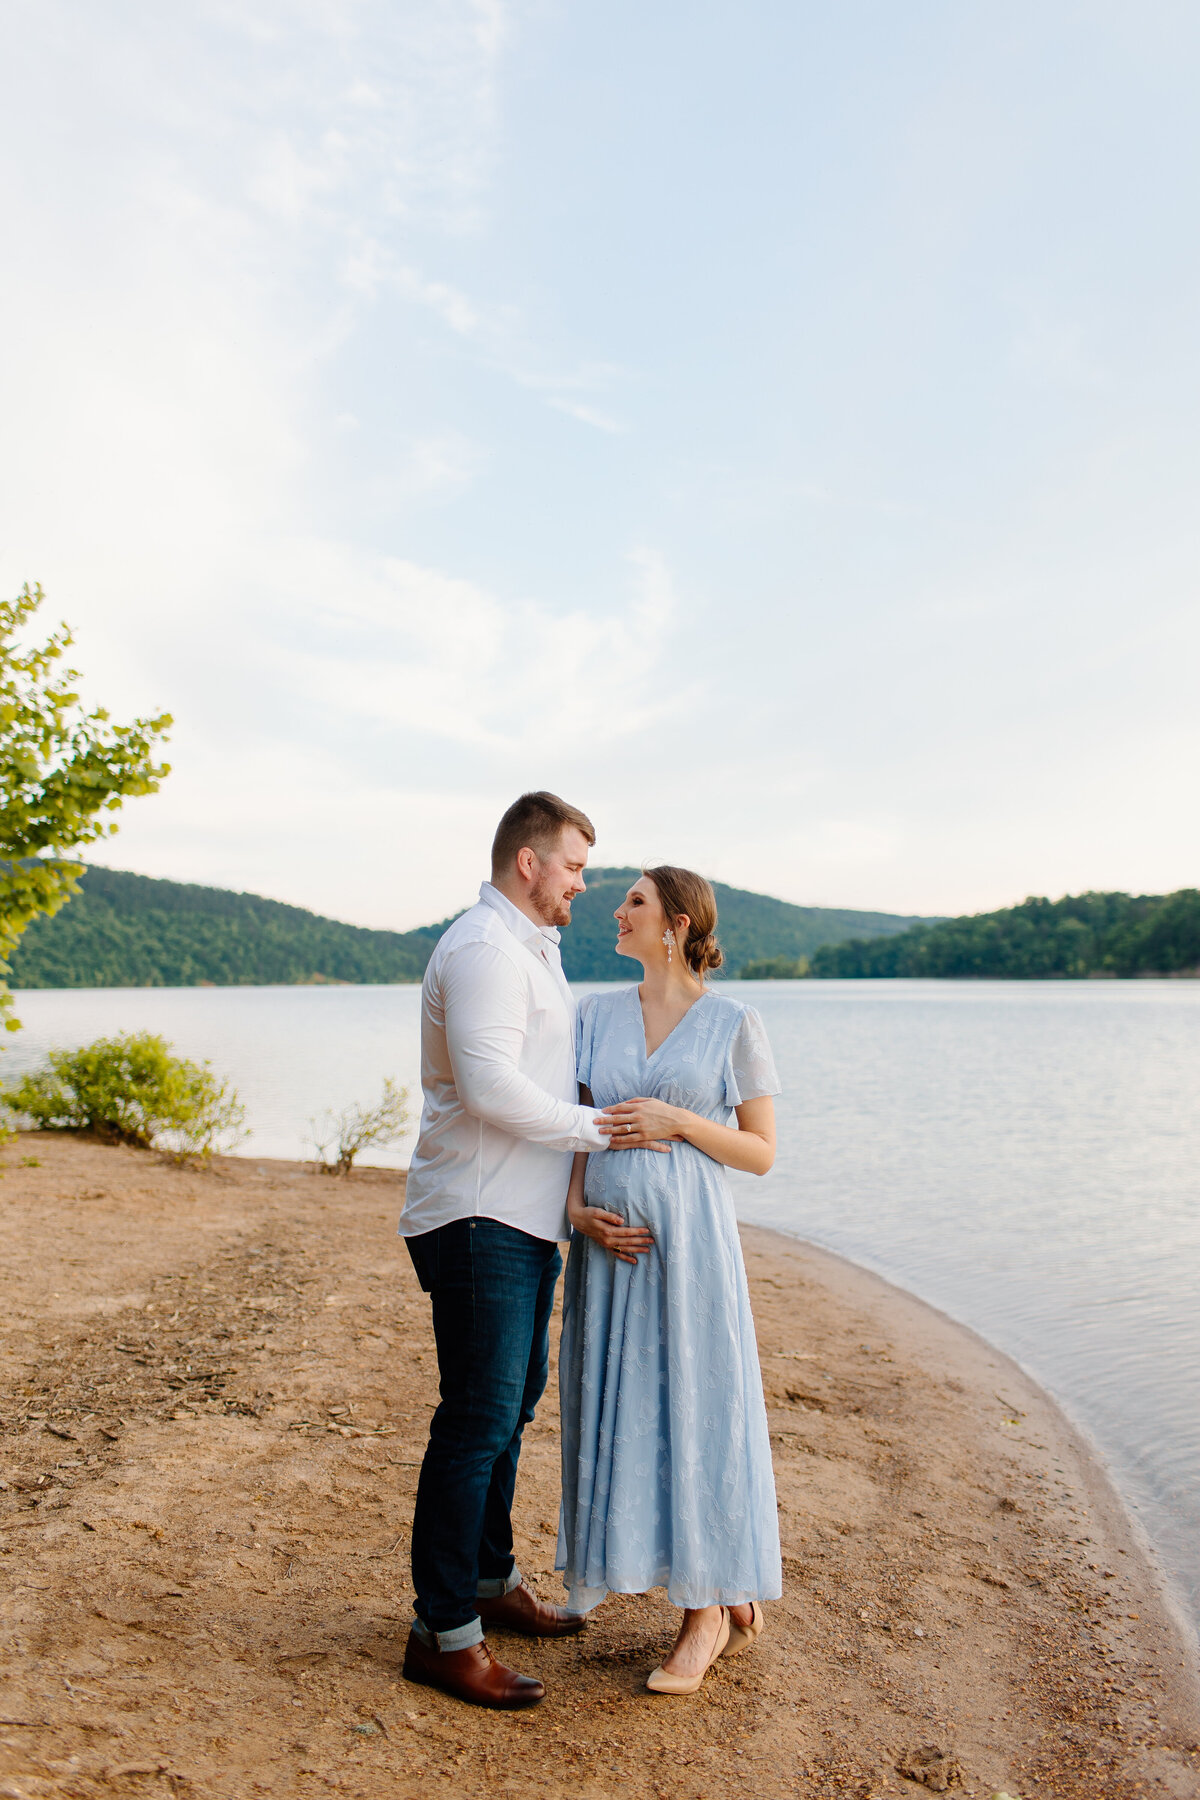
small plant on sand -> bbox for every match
[2,1030,246,1161]
[308,1078,409,1177]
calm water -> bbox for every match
[5,979,1199,1632]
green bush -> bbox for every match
[2,1030,246,1160]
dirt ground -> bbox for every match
[1,1135,1198,1800]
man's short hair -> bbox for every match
[491,791,596,875]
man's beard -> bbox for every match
[529,871,573,929]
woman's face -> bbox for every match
[614,876,668,963]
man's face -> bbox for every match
[528,825,590,929]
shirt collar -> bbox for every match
[478,881,562,950]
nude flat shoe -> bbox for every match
[721,1599,764,1657]
[645,1608,730,1695]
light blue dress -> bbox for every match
[557,986,783,1613]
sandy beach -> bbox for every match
[1,1135,1197,1800]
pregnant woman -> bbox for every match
[557,865,782,1694]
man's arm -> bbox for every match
[441,941,607,1153]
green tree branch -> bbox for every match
[0,583,172,1026]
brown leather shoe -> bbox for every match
[475,1579,586,1638]
[401,1629,545,1710]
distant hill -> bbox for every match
[7,865,927,989]
[810,889,1200,979]
[7,866,445,989]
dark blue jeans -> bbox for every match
[405,1217,562,1636]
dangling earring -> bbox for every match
[662,928,675,963]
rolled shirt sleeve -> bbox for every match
[441,941,608,1153]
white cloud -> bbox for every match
[468,0,509,59]
[278,542,701,751]
[249,130,348,223]
[394,432,482,497]
[387,267,485,337]
[1008,302,1107,391]
[548,397,625,434]
[338,237,630,431]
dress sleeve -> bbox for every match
[575,993,597,1091]
[724,1005,781,1106]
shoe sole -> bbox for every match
[475,1617,587,1639]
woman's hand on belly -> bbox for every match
[599,1096,688,1149]
[567,1191,655,1265]
[601,1092,776,1176]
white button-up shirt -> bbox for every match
[400,882,608,1244]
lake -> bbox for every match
[5,978,1199,1636]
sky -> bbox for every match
[2,0,1199,930]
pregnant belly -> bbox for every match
[584,1142,717,1224]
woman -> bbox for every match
[557,865,782,1694]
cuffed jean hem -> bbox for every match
[476,1566,522,1601]
[410,1615,485,1653]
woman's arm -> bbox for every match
[598,1094,776,1176]
[566,1086,656,1264]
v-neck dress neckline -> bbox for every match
[634,984,710,1061]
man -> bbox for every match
[398,791,618,1709]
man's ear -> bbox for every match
[514,846,538,884]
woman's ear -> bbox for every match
[674,914,691,939]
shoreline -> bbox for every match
[746,1221,1200,1662]
[9,973,1200,998]
[0,1138,1197,1798]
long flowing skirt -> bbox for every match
[556,1172,782,1613]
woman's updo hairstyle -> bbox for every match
[643,865,724,980]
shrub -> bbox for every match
[309,1078,409,1177]
[2,1030,246,1161]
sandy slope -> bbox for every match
[0,1135,1197,1800]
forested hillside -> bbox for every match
[7,864,925,988]
[7,867,444,988]
[810,889,1200,979]
[12,868,1196,990]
